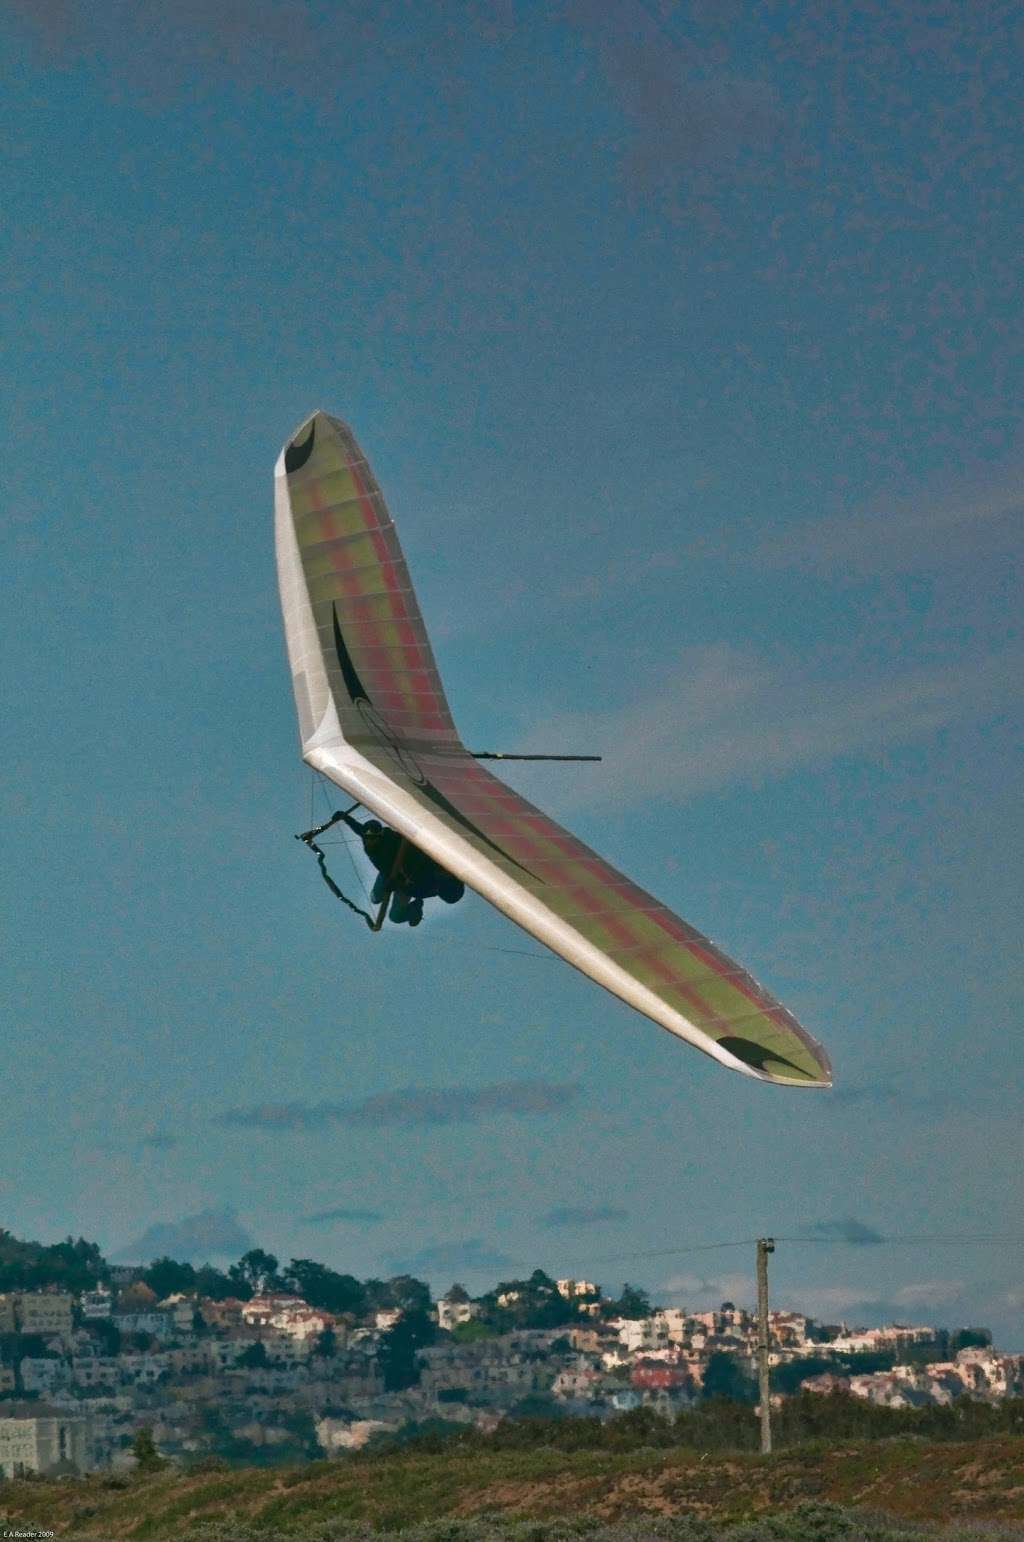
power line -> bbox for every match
[775,1234,1024,1247]
[580,1233,1024,1267]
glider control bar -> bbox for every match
[471,752,602,762]
[295,805,381,931]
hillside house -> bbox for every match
[0,1404,94,1478]
[16,1292,74,1338]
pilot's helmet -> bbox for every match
[364,820,384,839]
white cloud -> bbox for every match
[773,1285,879,1319]
[521,643,1021,810]
[659,1269,754,1308]
[891,1279,966,1309]
[755,464,1024,576]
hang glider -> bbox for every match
[275,411,832,1089]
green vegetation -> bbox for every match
[358,1394,1024,1459]
[131,1426,165,1473]
[0,1229,104,1293]
[46,1507,1024,1542]
[378,1308,437,1390]
[2,1434,1023,1540]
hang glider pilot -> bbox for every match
[340,811,465,927]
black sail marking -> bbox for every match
[716,1036,814,1079]
[285,420,316,472]
[332,604,372,703]
[419,782,539,881]
[330,603,540,882]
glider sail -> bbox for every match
[276,411,832,1088]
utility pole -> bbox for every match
[756,1237,775,1455]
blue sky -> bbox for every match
[3,0,1021,1345]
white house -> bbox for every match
[437,1294,481,1331]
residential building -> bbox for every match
[552,1366,600,1400]
[315,1416,393,1452]
[767,1311,812,1351]
[162,1296,198,1335]
[632,1361,692,1392]
[652,1308,687,1343]
[0,1296,17,1334]
[240,1294,303,1328]
[70,1358,121,1391]
[556,1279,599,1300]
[0,1404,94,1478]
[268,1305,334,1344]
[613,1316,671,1354]
[19,1357,69,1395]
[16,1292,74,1338]
[80,1288,113,1320]
[113,1311,172,1342]
[108,1266,142,1287]
[437,1293,481,1332]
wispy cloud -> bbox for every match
[522,643,1022,810]
[660,1269,754,1308]
[807,1217,884,1246]
[113,1207,252,1264]
[303,1206,383,1227]
[776,1279,967,1321]
[892,1279,967,1310]
[756,468,1024,576]
[217,1080,581,1133]
[775,1284,888,1321]
[385,1238,514,1278]
[541,1205,629,1228]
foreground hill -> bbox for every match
[2,1436,1024,1539]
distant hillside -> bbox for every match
[1,1435,1023,1539]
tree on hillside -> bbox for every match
[118,1281,157,1311]
[363,1274,432,1315]
[951,1328,992,1352]
[701,1350,757,1403]
[283,1260,367,1317]
[88,1318,121,1356]
[378,1307,436,1390]
[384,1274,432,1314]
[132,1426,164,1472]
[228,1250,281,1296]
[237,1341,269,1369]
[314,1325,338,1359]
[0,1229,106,1293]
[142,1256,197,1299]
[608,1284,652,1320]
[193,1264,237,1301]
[481,1270,573,1331]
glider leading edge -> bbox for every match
[275,411,832,1089]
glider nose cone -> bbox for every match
[284,417,317,472]
[281,409,327,475]
[278,409,355,478]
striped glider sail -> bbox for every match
[275,411,832,1088]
